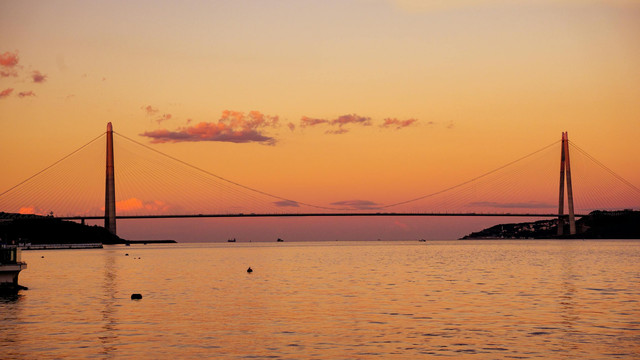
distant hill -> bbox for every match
[0,212,125,244]
[461,210,640,239]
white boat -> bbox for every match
[0,245,28,293]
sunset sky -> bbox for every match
[1,0,639,241]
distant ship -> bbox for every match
[227,238,236,243]
[418,239,427,242]
[277,238,284,242]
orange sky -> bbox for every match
[1,0,639,240]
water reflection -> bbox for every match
[0,290,26,358]
[99,248,118,358]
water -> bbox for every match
[1,240,639,359]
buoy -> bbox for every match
[131,293,142,300]
[125,253,129,256]
[247,267,253,273]
[41,256,44,258]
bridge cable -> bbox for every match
[379,140,561,209]
[113,132,350,211]
[569,141,640,195]
[0,132,105,198]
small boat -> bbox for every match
[227,238,236,243]
[418,239,426,242]
[277,238,284,242]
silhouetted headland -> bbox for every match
[0,212,176,248]
[461,210,640,239]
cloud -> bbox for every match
[380,118,418,130]
[0,51,19,67]
[106,198,171,213]
[0,88,14,99]
[331,114,372,128]
[287,122,296,131]
[18,91,35,98]
[143,105,159,115]
[326,128,349,135]
[31,70,47,83]
[18,206,36,214]
[140,110,279,145]
[468,201,554,209]
[0,70,17,78]
[156,113,172,124]
[300,116,329,127]
[274,200,300,207]
[299,113,372,134]
[330,199,382,210]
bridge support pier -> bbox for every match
[557,132,576,236]
[105,122,117,235]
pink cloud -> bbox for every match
[18,206,35,214]
[0,51,19,67]
[300,114,371,134]
[18,90,35,98]
[0,88,14,99]
[31,70,47,83]
[140,110,279,145]
[380,118,418,130]
[143,105,159,115]
[331,114,371,128]
[330,200,382,210]
[274,200,300,207]
[106,198,171,214]
[0,69,18,78]
[326,128,349,135]
[300,116,329,127]
[156,113,172,124]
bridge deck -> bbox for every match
[57,212,586,220]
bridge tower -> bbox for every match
[105,122,117,234]
[557,131,576,235]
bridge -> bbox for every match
[1,123,639,237]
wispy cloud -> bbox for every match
[332,114,372,128]
[274,200,300,207]
[141,110,279,145]
[143,105,159,115]
[380,118,418,130]
[31,70,47,83]
[156,113,172,124]
[300,113,371,134]
[0,88,14,99]
[18,91,35,98]
[300,116,329,127]
[103,198,171,213]
[330,199,382,210]
[469,201,554,209]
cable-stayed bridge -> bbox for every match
[1,123,639,236]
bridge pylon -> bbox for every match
[557,131,576,235]
[105,122,117,234]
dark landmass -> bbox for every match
[0,212,129,245]
[0,212,177,245]
[461,210,640,239]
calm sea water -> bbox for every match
[1,240,639,359]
